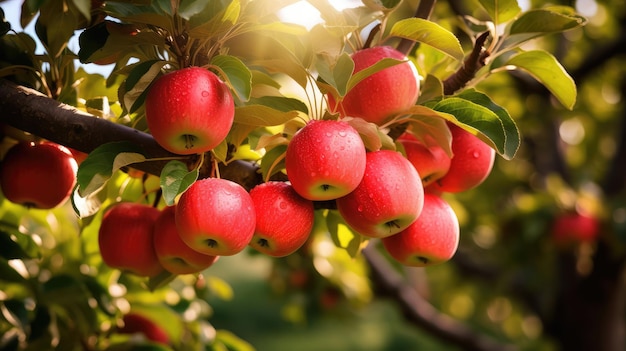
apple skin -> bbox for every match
[327,46,420,125]
[248,181,315,257]
[398,132,451,187]
[176,178,256,256]
[0,141,78,209]
[98,203,164,277]
[429,124,495,193]
[336,150,424,238]
[144,66,235,155]
[382,193,460,267]
[153,206,219,275]
[285,119,366,201]
[118,312,170,345]
[551,212,600,245]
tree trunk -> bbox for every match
[550,241,626,351]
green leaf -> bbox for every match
[159,161,199,206]
[456,89,520,159]
[187,0,240,38]
[402,106,453,155]
[476,0,521,25]
[333,52,355,96]
[344,117,395,152]
[234,105,302,127]
[146,270,177,291]
[389,18,464,61]
[71,0,92,22]
[214,329,255,351]
[504,50,577,110]
[122,60,167,114]
[211,54,252,102]
[206,276,234,301]
[503,7,586,48]
[345,57,406,95]
[76,141,147,197]
[431,97,508,156]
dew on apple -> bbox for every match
[338,131,347,137]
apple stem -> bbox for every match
[183,134,197,150]
[385,220,401,230]
[205,239,218,248]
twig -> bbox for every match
[443,31,491,95]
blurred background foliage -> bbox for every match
[1,0,626,350]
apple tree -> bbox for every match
[1,0,623,350]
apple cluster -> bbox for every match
[97,178,317,277]
[280,45,497,267]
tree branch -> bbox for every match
[363,244,518,351]
[443,31,491,95]
[0,79,262,190]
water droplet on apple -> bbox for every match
[368,192,375,199]
[325,132,332,137]
[278,201,288,210]
[357,205,364,212]
[310,172,317,177]
[472,151,480,158]
[202,91,210,97]
[338,131,347,137]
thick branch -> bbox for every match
[363,244,518,351]
[0,79,262,190]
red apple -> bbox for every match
[153,206,219,275]
[551,212,600,245]
[176,178,256,256]
[398,132,451,187]
[144,66,234,155]
[118,312,169,345]
[98,202,163,277]
[429,124,495,193]
[336,150,424,238]
[285,119,366,200]
[0,141,77,209]
[248,181,315,257]
[382,193,460,267]
[327,46,420,125]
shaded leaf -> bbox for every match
[160,160,199,206]
[0,228,40,260]
[259,145,287,182]
[0,259,27,283]
[234,105,302,127]
[211,54,252,102]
